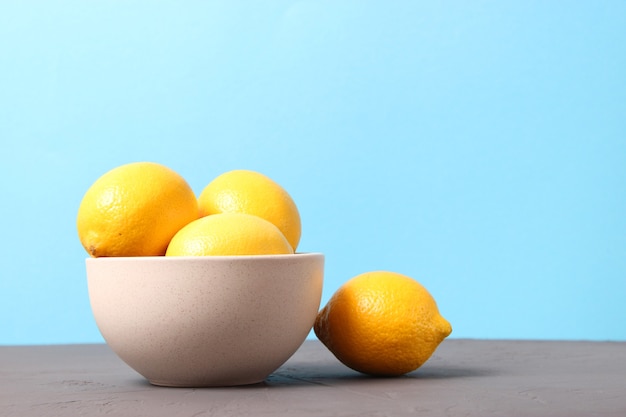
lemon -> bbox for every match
[197,170,301,251]
[314,271,452,376]
[76,162,198,257]
[165,212,294,256]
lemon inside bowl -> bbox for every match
[86,253,324,387]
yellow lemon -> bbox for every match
[77,162,198,257]
[165,212,294,256]
[314,271,452,376]
[197,170,301,251]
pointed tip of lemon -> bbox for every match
[437,315,453,339]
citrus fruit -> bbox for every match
[77,162,198,257]
[197,170,301,251]
[165,212,294,256]
[314,271,452,376]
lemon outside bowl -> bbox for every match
[86,253,324,387]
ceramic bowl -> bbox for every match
[86,253,324,387]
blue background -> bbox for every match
[1,1,625,345]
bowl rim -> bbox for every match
[85,252,324,263]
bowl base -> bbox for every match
[147,377,266,388]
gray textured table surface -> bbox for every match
[1,339,624,417]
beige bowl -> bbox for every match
[86,253,324,387]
